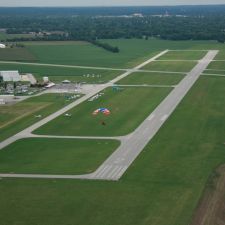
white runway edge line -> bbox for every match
[0,50,218,181]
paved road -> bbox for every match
[0,50,168,150]
[0,50,218,180]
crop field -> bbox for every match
[0,76,224,225]
[158,50,207,60]
[1,39,224,68]
[34,87,172,136]
[117,72,185,85]
[0,32,35,41]
[24,40,159,68]
[143,60,197,72]
[0,94,79,142]
[0,138,119,174]
[0,48,37,61]
[0,62,121,83]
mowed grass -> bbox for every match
[206,61,225,70]
[25,39,221,68]
[0,39,224,68]
[0,138,119,174]
[25,40,161,68]
[0,48,37,61]
[158,50,206,60]
[203,69,225,75]
[0,94,79,142]
[143,60,197,72]
[0,62,121,83]
[117,72,185,85]
[0,76,224,225]
[35,87,172,136]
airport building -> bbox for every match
[0,71,21,82]
[0,43,6,48]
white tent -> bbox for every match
[0,43,6,48]
[62,80,71,84]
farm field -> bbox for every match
[0,138,119,174]
[25,40,160,68]
[158,50,207,60]
[0,48,37,61]
[0,62,121,83]
[34,87,172,136]
[0,39,225,68]
[143,60,197,72]
[0,76,224,225]
[117,72,185,85]
[0,32,35,41]
[0,94,79,142]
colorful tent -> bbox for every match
[92,108,110,116]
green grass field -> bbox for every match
[143,60,197,72]
[0,62,121,83]
[206,61,225,70]
[35,87,172,136]
[0,94,79,142]
[0,76,224,225]
[24,40,162,68]
[0,138,119,174]
[158,50,206,60]
[1,38,225,225]
[0,32,35,41]
[0,48,37,61]
[203,69,225,75]
[117,72,185,85]
[1,39,224,68]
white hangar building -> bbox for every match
[0,71,21,82]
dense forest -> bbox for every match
[0,5,225,44]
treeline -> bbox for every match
[1,14,225,43]
[1,5,225,16]
[89,40,119,53]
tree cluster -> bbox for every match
[0,12,225,44]
[89,40,119,53]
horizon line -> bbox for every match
[0,4,225,8]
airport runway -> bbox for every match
[0,50,168,150]
[89,50,218,180]
[0,50,218,180]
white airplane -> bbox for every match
[35,115,42,118]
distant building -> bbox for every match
[0,71,21,82]
[43,76,49,84]
[0,43,6,48]
[132,13,143,18]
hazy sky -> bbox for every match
[1,0,225,7]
